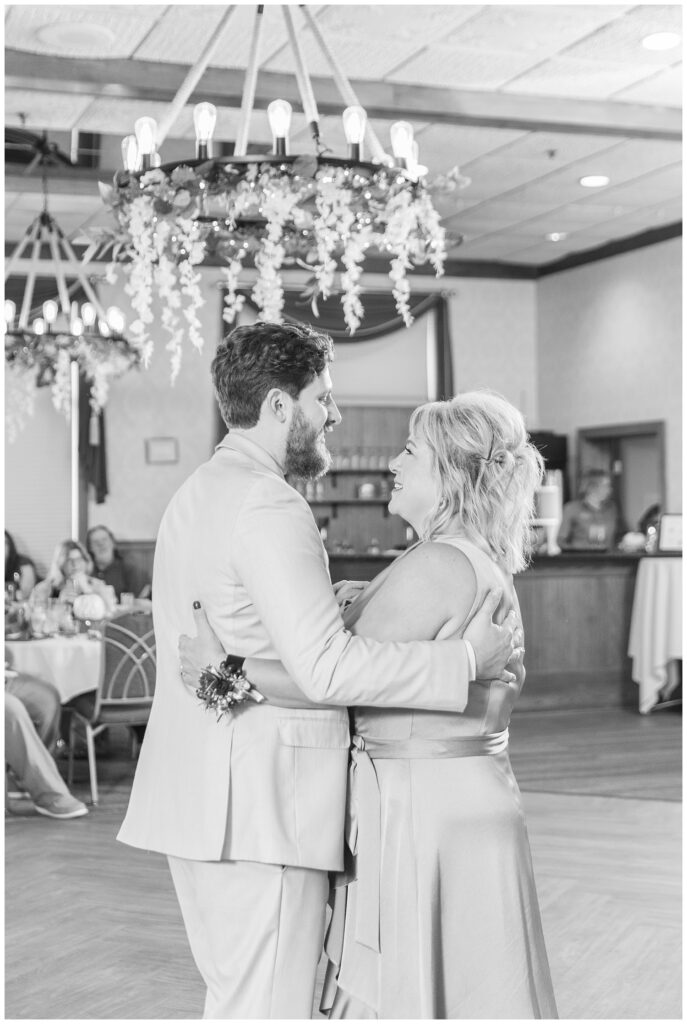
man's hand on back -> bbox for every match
[463,588,523,683]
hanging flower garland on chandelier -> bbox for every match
[5,198,142,438]
[91,152,455,366]
[5,324,141,427]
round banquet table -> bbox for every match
[5,634,102,704]
[628,555,682,713]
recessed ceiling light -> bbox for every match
[642,32,681,51]
[35,22,116,53]
[546,232,568,242]
[579,175,610,188]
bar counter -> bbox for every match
[328,550,643,711]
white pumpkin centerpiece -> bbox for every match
[72,593,108,623]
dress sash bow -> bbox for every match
[347,729,510,953]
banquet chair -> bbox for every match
[66,614,156,805]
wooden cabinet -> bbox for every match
[297,403,417,553]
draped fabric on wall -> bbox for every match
[79,378,108,503]
[225,289,455,399]
[5,275,108,502]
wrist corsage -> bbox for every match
[196,656,266,720]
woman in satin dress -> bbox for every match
[180,390,558,1020]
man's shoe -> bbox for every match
[34,794,89,819]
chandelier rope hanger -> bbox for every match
[91,3,469,377]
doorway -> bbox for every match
[576,421,665,535]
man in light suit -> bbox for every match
[118,321,518,1019]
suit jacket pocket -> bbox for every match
[278,715,350,750]
[277,715,350,864]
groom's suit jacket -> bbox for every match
[117,433,473,870]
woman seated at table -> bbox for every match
[30,539,116,616]
[5,530,37,600]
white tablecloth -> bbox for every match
[5,634,102,704]
[628,556,682,713]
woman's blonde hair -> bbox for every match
[46,539,93,587]
[409,390,544,573]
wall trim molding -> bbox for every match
[535,223,682,278]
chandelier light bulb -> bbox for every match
[343,106,367,161]
[33,317,45,335]
[98,320,111,337]
[390,121,414,166]
[134,116,158,170]
[408,140,428,180]
[81,302,97,328]
[267,100,292,155]
[106,306,126,334]
[121,135,139,172]
[4,299,16,325]
[194,102,217,159]
[42,299,59,325]
[71,317,84,336]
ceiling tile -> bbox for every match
[134,6,292,68]
[443,5,632,58]
[5,5,162,59]
[264,5,481,80]
[5,89,93,132]
[457,155,562,201]
[386,46,540,89]
[444,199,553,232]
[562,5,683,66]
[415,123,529,173]
[493,129,626,164]
[613,64,683,107]
[577,164,683,207]
[503,55,662,99]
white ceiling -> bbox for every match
[4,3,683,270]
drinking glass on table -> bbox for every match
[29,605,47,637]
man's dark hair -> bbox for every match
[212,321,334,428]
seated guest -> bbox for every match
[557,469,620,551]
[5,691,88,819]
[30,539,116,615]
[5,530,37,599]
[4,664,61,754]
[86,525,139,599]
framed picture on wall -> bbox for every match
[145,437,179,465]
[657,513,682,553]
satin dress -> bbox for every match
[321,537,558,1020]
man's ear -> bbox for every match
[265,387,292,424]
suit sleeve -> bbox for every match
[232,478,470,711]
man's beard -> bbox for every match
[284,406,332,480]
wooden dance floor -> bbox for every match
[5,706,682,1020]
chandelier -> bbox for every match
[4,165,139,430]
[92,4,468,375]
